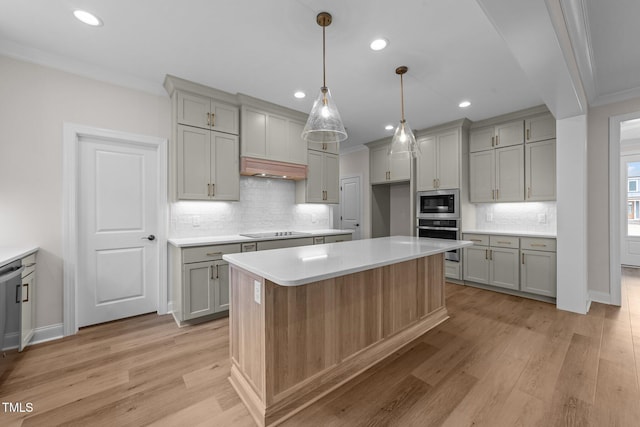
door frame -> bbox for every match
[339,174,362,239]
[609,111,640,306]
[62,123,168,336]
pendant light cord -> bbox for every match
[322,24,326,89]
[400,73,405,122]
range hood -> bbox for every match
[240,157,307,181]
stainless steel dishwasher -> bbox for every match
[0,260,24,355]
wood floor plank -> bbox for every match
[3,274,640,426]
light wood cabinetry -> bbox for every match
[296,150,339,203]
[525,113,556,143]
[463,233,556,299]
[416,129,460,191]
[170,243,240,324]
[240,105,307,165]
[369,143,411,184]
[177,125,239,201]
[470,120,523,152]
[520,237,557,297]
[470,145,524,202]
[177,91,239,135]
[526,139,556,201]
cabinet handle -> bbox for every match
[522,253,525,264]
[489,250,493,260]
[470,239,482,242]
[16,283,30,303]
[211,183,215,197]
[485,249,488,260]
[23,283,29,302]
[492,189,495,200]
[207,112,211,126]
[530,243,547,247]
[437,178,440,188]
[216,264,219,279]
[497,241,511,244]
[206,251,223,257]
[527,187,531,199]
[243,244,255,250]
[526,128,530,141]
[211,112,215,127]
[496,135,499,146]
[210,265,214,280]
[433,179,436,188]
[496,189,499,200]
[491,136,495,147]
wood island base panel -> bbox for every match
[229,253,447,427]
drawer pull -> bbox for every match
[25,263,36,268]
[496,241,512,244]
[206,252,223,256]
[530,243,547,247]
[522,253,525,264]
[470,239,483,242]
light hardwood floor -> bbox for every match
[2,272,640,426]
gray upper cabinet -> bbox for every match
[416,128,460,191]
[470,120,523,153]
[525,113,556,143]
[177,91,239,135]
[369,143,410,184]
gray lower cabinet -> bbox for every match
[171,243,240,325]
[520,238,557,297]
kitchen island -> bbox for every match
[223,236,472,426]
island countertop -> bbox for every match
[223,236,472,286]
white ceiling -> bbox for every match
[0,1,637,149]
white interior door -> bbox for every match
[78,136,159,327]
[340,176,361,240]
[621,154,640,266]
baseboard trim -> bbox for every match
[2,323,64,351]
[589,290,611,305]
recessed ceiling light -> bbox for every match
[459,100,471,108]
[294,91,306,99]
[385,124,394,130]
[73,10,103,26]
[370,38,388,51]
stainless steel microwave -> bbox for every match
[416,189,460,219]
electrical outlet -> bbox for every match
[192,215,200,227]
[486,212,493,222]
[254,280,261,304]
[311,214,317,224]
[537,213,547,224]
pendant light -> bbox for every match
[389,66,420,158]
[301,12,348,144]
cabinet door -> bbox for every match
[495,145,524,202]
[288,120,308,165]
[463,246,490,284]
[490,247,519,290]
[469,127,494,153]
[267,114,288,160]
[324,153,340,203]
[495,120,524,148]
[241,107,267,158]
[525,113,555,143]
[370,145,390,184]
[389,151,410,182]
[526,139,556,201]
[436,130,460,189]
[20,272,35,351]
[177,92,211,130]
[211,132,240,201]
[214,261,230,312]
[211,102,239,135]
[416,136,437,191]
[177,125,211,200]
[469,150,495,203]
[521,250,557,297]
[183,261,215,320]
[306,150,325,202]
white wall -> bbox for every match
[588,96,640,296]
[339,147,370,239]
[390,183,411,236]
[0,55,171,329]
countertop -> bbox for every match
[168,229,354,248]
[0,246,39,267]
[223,236,472,287]
[462,230,556,238]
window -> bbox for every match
[630,180,638,192]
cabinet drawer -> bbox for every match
[314,236,325,244]
[22,253,36,276]
[463,234,489,246]
[241,242,257,252]
[183,244,241,263]
[490,235,519,249]
[445,260,461,280]
[521,237,556,252]
[324,234,352,243]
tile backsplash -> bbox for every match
[473,202,557,233]
[170,177,333,237]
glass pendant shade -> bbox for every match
[389,120,420,158]
[302,87,348,143]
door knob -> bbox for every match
[142,235,156,241]
[355,224,360,227]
